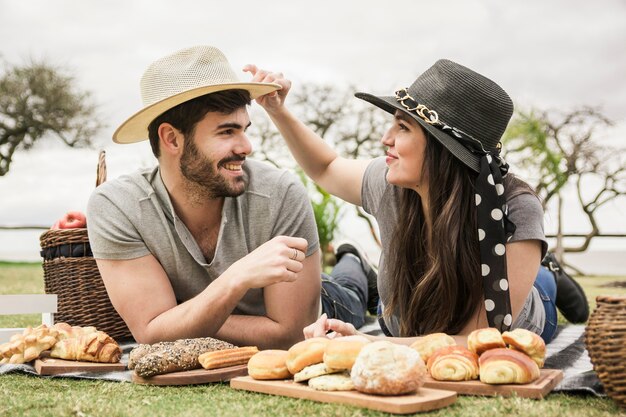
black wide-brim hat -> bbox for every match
[355,59,513,173]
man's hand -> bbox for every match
[242,64,291,115]
[225,236,308,290]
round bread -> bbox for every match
[350,341,426,395]
[286,337,330,374]
[247,350,291,380]
[323,335,371,371]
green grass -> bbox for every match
[1,262,625,417]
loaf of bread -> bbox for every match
[479,348,540,384]
[286,337,330,374]
[248,349,292,380]
[323,335,370,371]
[198,346,259,370]
[467,328,506,356]
[502,328,546,368]
[132,337,236,377]
[410,333,456,363]
[426,346,479,381]
[0,325,59,364]
[351,341,426,395]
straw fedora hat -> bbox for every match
[355,59,513,173]
[113,45,281,144]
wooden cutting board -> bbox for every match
[422,369,563,399]
[34,357,126,375]
[132,364,248,385]
[230,376,457,414]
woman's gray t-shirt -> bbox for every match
[361,157,548,337]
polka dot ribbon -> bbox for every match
[395,88,517,331]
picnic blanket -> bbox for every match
[0,323,605,395]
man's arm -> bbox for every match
[215,250,321,349]
[96,235,309,344]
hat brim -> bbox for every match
[354,92,480,173]
[113,82,281,144]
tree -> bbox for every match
[0,59,103,176]
[503,107,626,268]
[249,84,389,264]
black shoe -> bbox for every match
[335,242,379,315]
[542,253,590,323]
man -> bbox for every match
[87,46,376,350]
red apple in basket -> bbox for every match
[57,211,87,229]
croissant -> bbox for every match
[410,333,456,363]
[467,327,506,356]
[502,328,546,368]
[49,325,121,363]
[0,325,59,364]
[479,348,540,384]
[427,346,479,381]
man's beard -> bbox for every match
[179,138,247,199]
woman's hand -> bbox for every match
[303,313,360,339]
[243,64,291,115]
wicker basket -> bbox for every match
[39,151,132,340]
[585,295,626,408]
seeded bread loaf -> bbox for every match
[132,337,236,377]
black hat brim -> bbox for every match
[355,92,480,173]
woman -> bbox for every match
[244,59,559,345]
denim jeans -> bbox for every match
[534,265,558,343]
[321,254,368,329]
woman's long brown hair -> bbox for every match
[385,131,533,336]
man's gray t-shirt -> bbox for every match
[361,157,548,337]
[86,159,319,317]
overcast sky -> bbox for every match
[1,0,625,259]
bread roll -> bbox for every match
[286,337,330,374]
[409,333,456,363]
[323,335,370,371]
[502,328,546,368]
[467,328,505,355]
[351,341,426,395]
[426,346,479,381]
[248,350,291,380]
[479,348,540,384]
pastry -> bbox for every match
[247,349,291,380]
[479,348,541,384]
[467,328,506,355]
[50,330,121,363]
[0,325,59,364]
[308,372,354,391]
[409,333,456,363]
[294,362,341,382]
[198,346,258,370]
[426,346,479,381]
[286,337,330,374]
[351,341,426,395]
[323,335,370,371]
[502,328,546,368]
